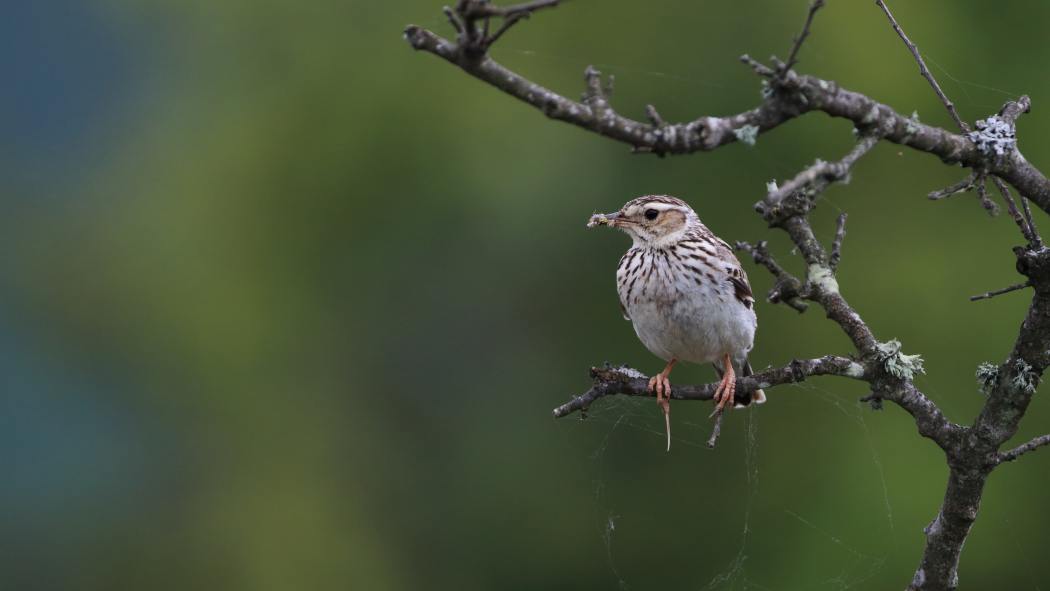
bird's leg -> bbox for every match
[712,353,737,414]
[648,358,677,452]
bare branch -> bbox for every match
[551,356,865,419]
[405,24,1050,214]
[970,280,1031,302]
[997,434,1050,464]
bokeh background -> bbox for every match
[6,1,1050,589]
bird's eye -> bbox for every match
[644,209,659,220]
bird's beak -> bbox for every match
[587,211,623,228]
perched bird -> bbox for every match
[588,195,765,450]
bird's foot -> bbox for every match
[710,357,737,417]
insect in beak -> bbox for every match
[587,211,623,228]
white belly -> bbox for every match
[629,296,755,364]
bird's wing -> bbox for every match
[727,266,755,309]
[711,238,755,309]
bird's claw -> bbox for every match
[709,359,737,418]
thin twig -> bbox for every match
[485,13,526,47]
[874,0,968,132]
[928,174,977,201]
[443,5,464,34]
[460,0,561,18]
[830,213,848,271]
[645,104,665,127]
[989,177,1036,241]
[997,434,1050,464]
[1019,192,1042,247]
[972,176,998,216]
[970,281,1032,302]
[706,411,725,448]
[763,135,879,205]
[784,0,826,72]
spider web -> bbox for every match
[576,381,893,590]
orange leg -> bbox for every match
[711,353,737,415]
[648,359,677,452]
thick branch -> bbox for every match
[973,247,1050,448]
[551,356,865,419]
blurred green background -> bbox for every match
[6,1,1050,589]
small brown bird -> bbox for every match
[589,195,765,450]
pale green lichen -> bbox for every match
[807,264,839,294]
[1012,358,1039,394]
[733,125,760,146]
[766,179,779,194]
[844,362,866,379]
[876,339,925,380]
[905,111,921,136]
[760,80,774,99]
[975,361,999,395]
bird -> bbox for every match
[588,195,765,450]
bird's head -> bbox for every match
[587,195,700,247]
